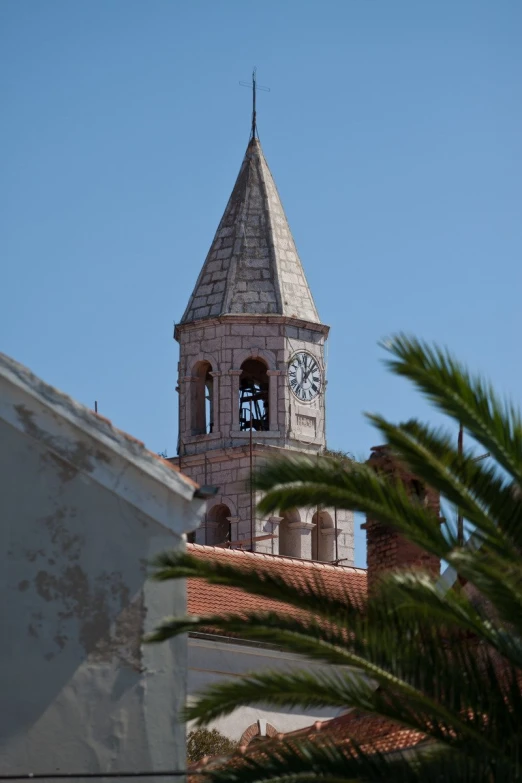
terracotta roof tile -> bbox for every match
[286,710,426,755]
[187,712,426,779]
[187,543,367,622]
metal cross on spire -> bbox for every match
[240,67,270,140]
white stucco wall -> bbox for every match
[0,354,205,777]
[187,636,346,741]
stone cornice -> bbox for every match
[174,313,330,342]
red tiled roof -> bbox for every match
[187,543,367,622]
[188,712,426,779]
[285,710,426,755]
[185,547,423,775]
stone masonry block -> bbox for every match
[254,324,280,337]
[250,281,275,293]
[226,337,243,349]
[200,338,221,353]
[242,336,265,349]
[265,336,282,349]
[249,303,270,314]
[238,292,260,304]
[246,259,269,269]
[231,324,254,336]
[225,481,249,494]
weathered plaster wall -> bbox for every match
[187,637,347,741]
[0,354,206,777]
[0,419,189,775]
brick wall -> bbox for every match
[363,446,440,591]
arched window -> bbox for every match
[239,359,269,432]
[191,361,213,435]
[311,510,334,562]
[207,504,231,546]
[278,509,301,558]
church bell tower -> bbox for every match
[172,124,353,564]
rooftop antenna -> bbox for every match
[456,422,489,547]
[240,67,270,140]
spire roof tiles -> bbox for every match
[181,138,320,325]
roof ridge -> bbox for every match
[187,542,366,573]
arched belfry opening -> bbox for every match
[191,361,213,436]
[311,510,334,562]
[207,504,231,547]
[239,359,269,431]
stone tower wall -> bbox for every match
[176,315,328,457]
[172,446,354,565]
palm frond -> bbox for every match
[148,336,522,780]
[150,550,365,620]
[371,415,522,555]
[254,457,448,559]
[381,570,522,666]
[200,738,480,783]
[146,610,360,667]
[382,334,522,486]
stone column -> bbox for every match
[266,370,281,431]
[267,515,284,555]
[226,516,241,546]
[229,369,242,431]
[288,520,315,560]
[209,371,221,434]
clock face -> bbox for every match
[288,352,321,402]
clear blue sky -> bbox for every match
[2,1,521,566]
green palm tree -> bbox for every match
[149,335,522,781]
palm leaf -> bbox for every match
[150,550,365,620]
[382,334,522,486]
[149,336,522,780]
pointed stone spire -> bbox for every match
[180,138,320,325]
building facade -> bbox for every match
[0,352,206,776]
[172,135,354,564]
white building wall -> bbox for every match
[187,636,347,741]
[0,354,205,777]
